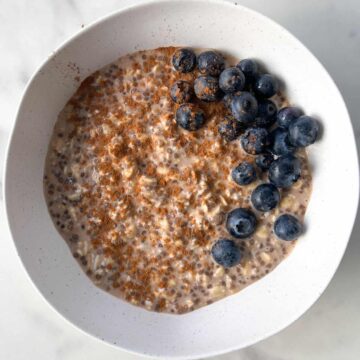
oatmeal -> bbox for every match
[44,47,312,314]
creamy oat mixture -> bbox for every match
[44,47,312,314]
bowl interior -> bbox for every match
[5,0,358,358]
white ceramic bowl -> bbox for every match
[4,0,359,358]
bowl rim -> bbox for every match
[3,0,359,358]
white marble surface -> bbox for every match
[1,0,360,359]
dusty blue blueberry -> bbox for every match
[223,93,233,110]
[237,59,259,81]
[274,214,303,241]
[255,153,274,171]
[268,154,301,188]
[226,208,257,239]
[254,74,278,98]
[269,128,296,155]
[170,80,193,104]
[194,75,222,102]
[288,115,319,147]
[241,127,269,155]
[172,48,196,73]
[231,92,258,124]
[231,161,257,185]
[255,99,277,128]
[219,67,245,93]
[175,103,205,131]
[251,183,280,212]
[211,239,242,267]
[277,106,303,129]
[218,115,244,141]
[197,50,225,76]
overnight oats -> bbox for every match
[44,47,319,314]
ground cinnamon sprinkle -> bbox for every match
[44,47,312,314]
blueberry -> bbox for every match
[197,50,225,76]
[230,92,258,124]
[288,115,319,147]
[269,128,295,155]
[226,208,257,239]
[268,154,301,188]
[211,239,242,267]
[251,183,280,212]
[237,59,259,82]
[170,80,193,104]
[255,99,277,128]
[219,67,245,93]
[231,161,257,185]
[255,153,274,171]
[175,103,205,131]
[223,93,233,110]
[277,106,303,129]
[218,115,244,141]
[194,75,222,102]
[241,128,269,155]
[254,74,278,98]
[172,48,196,73]
[274,214,303,241]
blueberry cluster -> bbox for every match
[171,48,227,130]
[171,48,320,268]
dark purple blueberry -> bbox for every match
[194,75,222,102]
[255,153,274,171]
[231,161,257,185]
[241,127,269,155]
[277,106,303,129]
[254,74,278,98]
[197,50,225,76]
[251,183,280,212]
[288,115,319,147]
[172,48,196,73]
[274,214,303,241]
[211,239,242,267]
[268,154,301,188]
[175,103,205,131]
[255,99,277,128]
[226,208,257,239]
[218,115,244,141]
[237,59,259,82]
[231,92,258,125]
[219,67,245,93]
[170,80,193,104]
[269,128,296,156]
